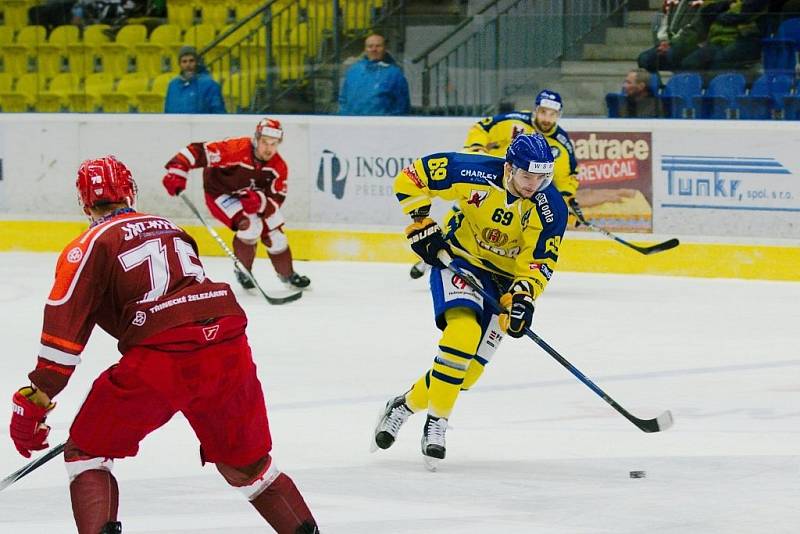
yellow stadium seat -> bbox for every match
[101,73,150,112]
[135,24,182,78]
[136,72,174,112]
[0,73,47,112]
[184,24,217,50]
[98,24,147,77]
[0,0,30,30]
[68,72,114,112]
[2,25,46,77]
[36,72,79,112]
[38,25,81,79]
[343,0,376,33]
[223,70,258,111]
[0,26,14,73]
[202,4,233,28]
[0,72,14,94]
[67,25,111,76]
[167,0,196,30]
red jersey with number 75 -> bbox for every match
[33,211,245,386]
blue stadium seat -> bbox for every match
[693,72,745,119]
[659,73,702,118]
[735,73,794,120]
[761,18,800,75]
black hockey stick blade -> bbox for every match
[632,410,674,433]
[260,288,302,305]
[0,442,65,493]
[630,238,680,255]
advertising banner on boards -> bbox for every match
[570,131,654,233]
[307,121,465,227]
[653,128,800,238]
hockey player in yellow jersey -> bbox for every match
[372,134,568,470]
[463,89,580,204]
[409,90,581,280]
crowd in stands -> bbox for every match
[608,0,800,119]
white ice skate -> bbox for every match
[371,395,414,453]
[421,415,448,472]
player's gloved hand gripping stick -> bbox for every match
[177,193,301,305]
[437,250,674,433]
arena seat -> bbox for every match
[66,24,111,76]
[0,72,46,112]
[101,73,150,112]
[39,25,80,78]
[136,24,182,78]
[136,72,174,112]
[2,25,46,77]
[68,72,114,112]
[36,72,79,112]
[99,24,147,77]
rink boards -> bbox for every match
[0,114,798,281]
[0,219,797,281]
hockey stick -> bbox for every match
[438,252,673,433]
[570,207,679,255]
[178,193,302,305]
[0,442,66,493]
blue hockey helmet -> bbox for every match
[505,133,555,190]
[535,90,563,112]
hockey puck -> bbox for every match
[629,471,646,479]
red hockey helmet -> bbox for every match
[254,118,283,141]
[76,155,137,211]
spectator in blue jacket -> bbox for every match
[164,46,226,114]
[338,33,410,116]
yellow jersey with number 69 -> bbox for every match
[395,152,567,299]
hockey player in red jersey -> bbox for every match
[8,156,319,534]
[162,118,311,290]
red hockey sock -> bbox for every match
[268,248,294,278]
[70,469,119,534]
[233,237,257,271]
[250,472,317,534]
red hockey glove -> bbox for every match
[162,171,187,197]
[10,387,54,458]
[238,189,268,215]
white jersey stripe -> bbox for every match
[40,344,81,365]
[179,147,196,166]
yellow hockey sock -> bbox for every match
[405,371,430,412]
[461,359,486,391]
[427,308,482,419]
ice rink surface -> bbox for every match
[0,251,798,533]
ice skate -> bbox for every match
[371,395,414,452]
[280,272,311,290]
[234,268,256,290]
[421,414,448,471]
[409,260,429,280]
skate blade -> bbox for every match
[423,454,440,472]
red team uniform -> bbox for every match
[162,118,310,290]
[8,156,318,534]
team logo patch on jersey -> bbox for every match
[67,247,83,263]
[530,263,553,280]
[132,311,147,327]
[467,189,489,208]
[481,228,508,246]
[202,324,220,341]
[451,274,469,290]
[403,165,424,189]
[207,148,221,164]
[550,145,561,159]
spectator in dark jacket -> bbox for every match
[619,69,660,117]
[638,0,712,72]
[680,0,770,71]
[338,33,410,116]
[164,46,225,114]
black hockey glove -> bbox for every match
[405,217,451,269]
[499,280,534,338]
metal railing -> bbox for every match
[414,0,626,115]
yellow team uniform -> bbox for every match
[463,110,580,201]
[394,151,568,419]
